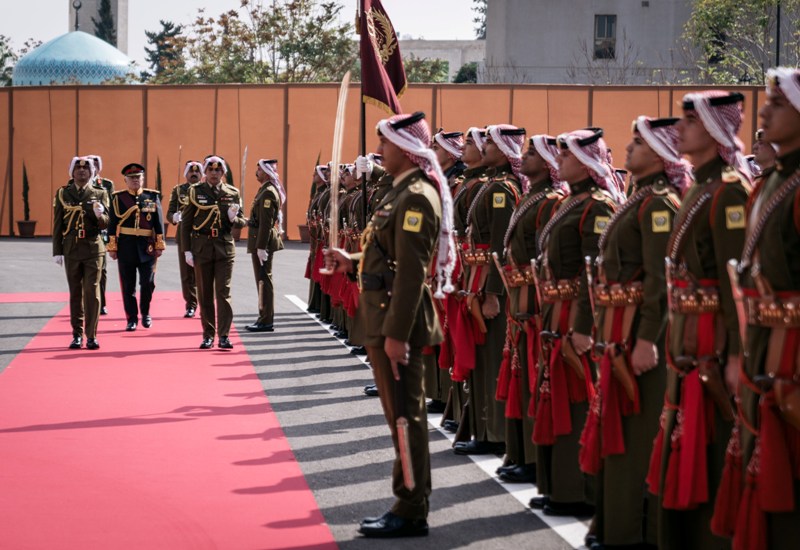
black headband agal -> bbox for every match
[438,130,463,139]
[683,92,745,111]
[498,127,526,136]
[390,111,425,130]
[528,136,558,147]
[559,128,604,149]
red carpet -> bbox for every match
[0,292,337,550]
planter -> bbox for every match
[16,220,37,238]
[298,224,310,244]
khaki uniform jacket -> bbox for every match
[246,181,284,254]
[180,182,247,260]
[53,183,109,259]
[356,169,444,348]
[167,182,191,224]
[453,166,487,236]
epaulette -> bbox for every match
[112,189,126,196]
[221,183,238,192]
[546,190,563,200]
[721,166,740,184]
[408,180,424,193]
[591,188,614,203]
[145,188,161,196]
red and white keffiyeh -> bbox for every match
[530,134,567,191]
[487,124,529,192]
[434,130,465,160]
[633,116,692,195]
[557,128,624,203]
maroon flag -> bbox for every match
[359,0,407,114]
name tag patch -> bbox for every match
[593,216,610,234]
[651,211,671,233]
[492,193,506,208]
[402,210,423,232]
[726,205,745,229]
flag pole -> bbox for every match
[358,0,368,229]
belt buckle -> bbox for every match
[211,228,218,238]
[77,229,85,239]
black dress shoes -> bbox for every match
[350,346,367,355]
[184,307,196,318]
[86,338,100,350]
[100,306,108,315]
[363,384,379,397]
[334,330,348,339]
[69,336,83,349]
[442,420,459,433]
[245,322,274,332]
[142,315,152,328]
[126,320,137,331]
[426,399,446,414]
[499,464,537,484]
[543,500,595,517]
[529,495,549,509]
[199,338,214,349]
[453,440,506,456]
[218,336,233,349]
[358,512,428,538]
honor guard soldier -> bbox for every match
[581,118,687,549]
[52,156,110,350]
[711,68,800,550]
[167,161,202,318]
[326,111,454,538]
[305,164,330,314]
[181,155,247,350]
[646,91,751,550]
[107,163,165,331]
[532,128,621,517]
[426,129,466,414]
[751,127,778,177]
[454,124,524,457]
[495,135,564,484]
[245,159,285,332]
[89,155,114,315]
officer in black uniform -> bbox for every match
[107,163,166,331]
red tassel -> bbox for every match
[505,361,523,419]
[662,410,683,509]
[711,425,743,537]
[527,389,537,418]
[646,419,665,495]
[495,325,514,401]
[734,447,768,550]
[758,397,795,512]
[533,367,555,445]
[579,391,602,475]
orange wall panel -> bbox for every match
[0,91,9,235]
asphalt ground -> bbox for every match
[0,236,585,550]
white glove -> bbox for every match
[257,249,268,265]
[227,204,240,222]
[355,155,373,179]
[92,202,104,217]
[184,251,194,267]
[53,255,64,267]
[172,212,182,224]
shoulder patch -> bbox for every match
[725,205,746,229]
[651,210,671,233]
[263,199,272,208]
[593,216,610,234]
[492,192,506,208]
[402,210,423,232]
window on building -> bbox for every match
[594,15,617,60]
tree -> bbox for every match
[170,0,358,84]
[0,35,17,86]
[143,20,189,82]
[403,55,449,83]
[453,61,478,83]
[473,0,487,40]
[92,0,117,47]
[682,0,800,84]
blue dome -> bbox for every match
[13,31,133,86]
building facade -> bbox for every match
[482,0,694,84]
[68,0,129,54]
[400,39,486,82]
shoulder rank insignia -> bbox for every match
[593,216,610,234]
[722,166,740,183]
[492,193,506,208]
[725,205,745,229]
[651,211,671,233]
[402,210,423,232]
[592,189,610,202]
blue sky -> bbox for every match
[4,0,477,68]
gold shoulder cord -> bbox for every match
[59,188,85,236]
[112,194,141,235]
[188,186,221,231]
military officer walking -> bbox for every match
[327,111,454,538]
[89,155,114,315]
[107,163,165,331]
[167,161,201,318]
[52,156,110,350]
[245,158,285,332]
[181,156,247,349]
